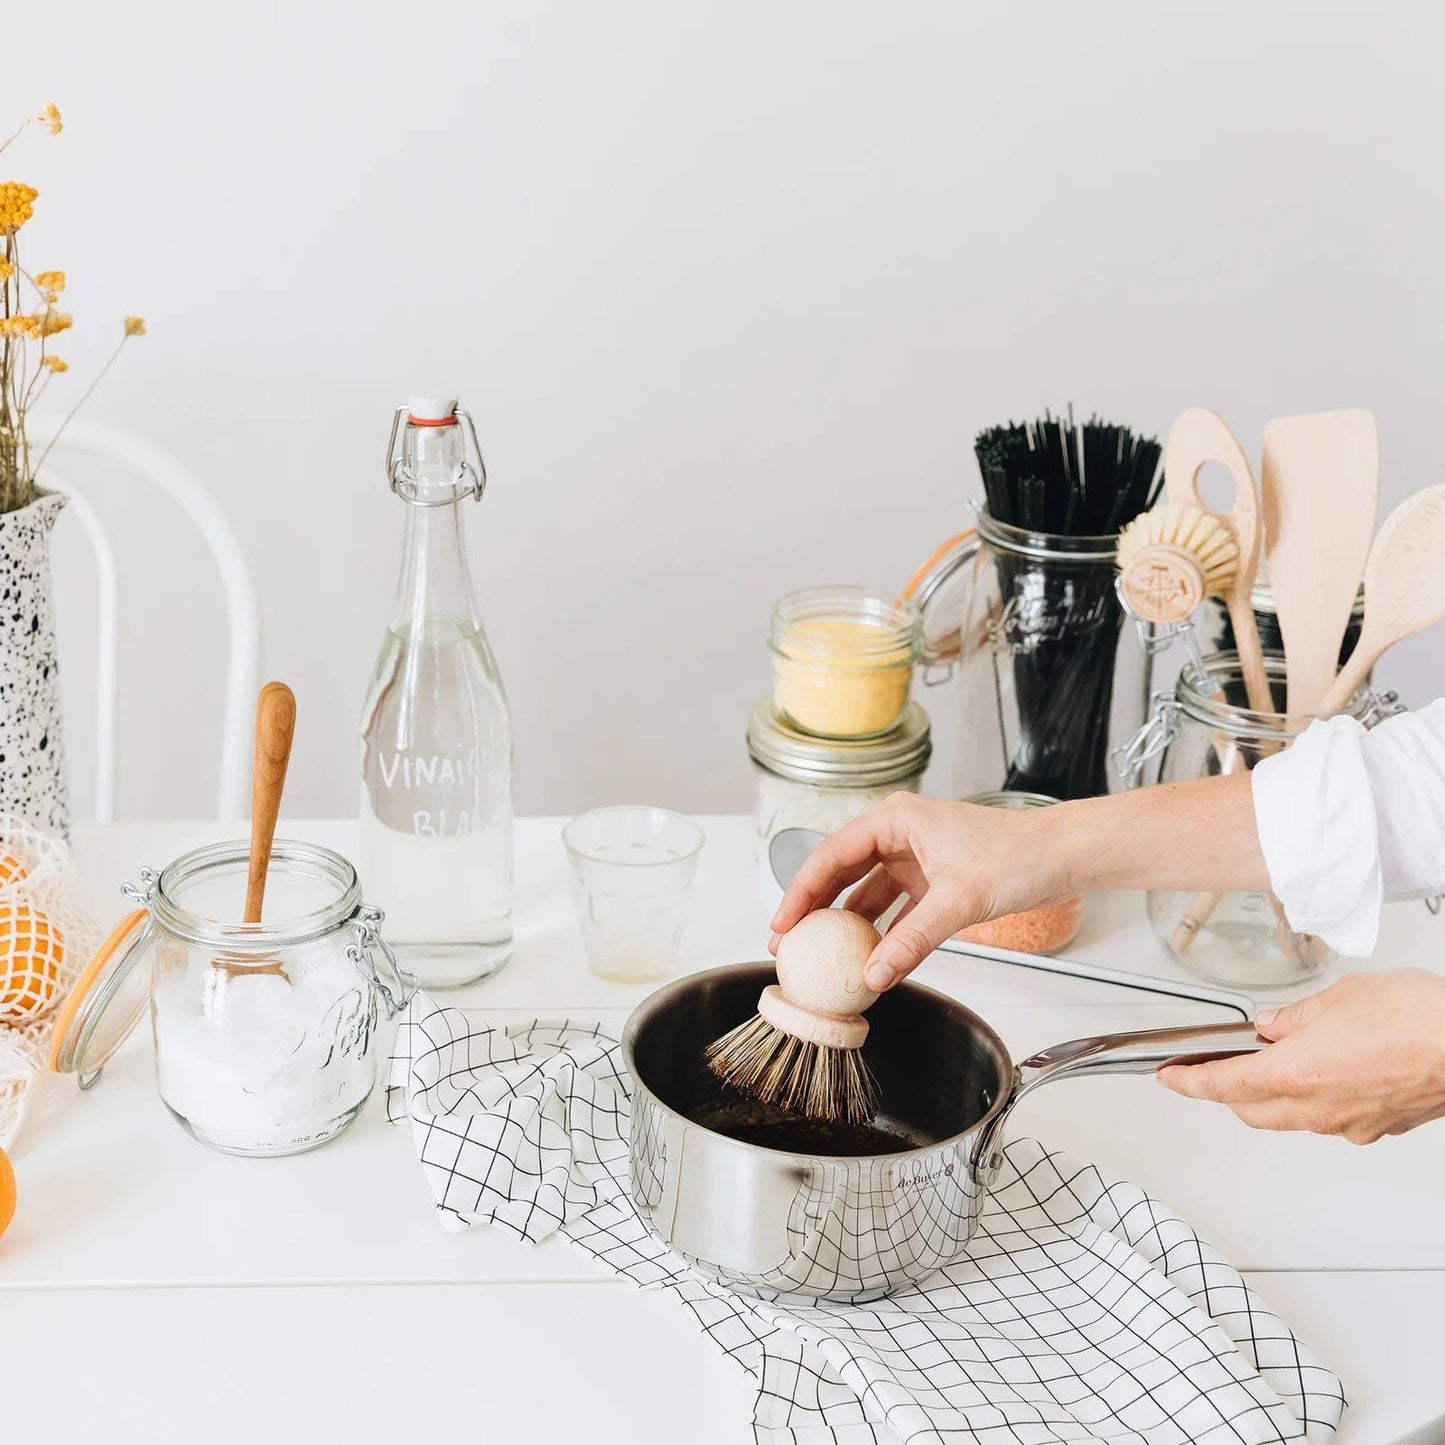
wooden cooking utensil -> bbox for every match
[1260,410,1378,715]
[1316,483,1445,715]
[1164,408,1272,713]
[210,682,296,986]
[1175,484,1445,956]
[245,681,297,925]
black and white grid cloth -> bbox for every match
[386,995,1345,1445]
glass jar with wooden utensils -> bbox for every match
[904,411,1164,802]
[50,683,415,1154]
[1119,653,1390,988]
[50,839,414,1154]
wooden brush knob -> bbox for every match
[759,909,882,1050]
[1118,543,1207,624]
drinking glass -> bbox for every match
[563,807,704,982]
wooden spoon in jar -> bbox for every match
[245,681,297,924]
[212,682,296,982]
[1316,483,1445,714]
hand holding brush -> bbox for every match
[707,910,882,1126]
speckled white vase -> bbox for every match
[0,491,70,837]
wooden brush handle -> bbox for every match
[764,909,881,1048]
[244,682,297,925]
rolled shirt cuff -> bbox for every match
[1251,715,1382,957]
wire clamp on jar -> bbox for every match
[121,866,160,909]
[345,905,418,1018]
[1113,695,1180,786]
[1365,689,1405,723]
[386,405,489,507]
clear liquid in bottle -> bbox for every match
[359,398,513,987]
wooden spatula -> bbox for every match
[1260,410,1378,716]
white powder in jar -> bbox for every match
[154,940,377,1154]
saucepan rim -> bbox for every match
[620,960,1017,1164]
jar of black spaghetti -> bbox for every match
[907,411,1165,802]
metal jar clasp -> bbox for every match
[1112,694,1179,785]
[345,906,418,1019]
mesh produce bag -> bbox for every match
[0,817,101,1148]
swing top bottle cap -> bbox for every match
[407,395,458,426]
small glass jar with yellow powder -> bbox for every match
[770,587,921,739]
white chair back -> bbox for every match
[24,416,259,822]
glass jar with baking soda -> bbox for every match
[769,587,921,740]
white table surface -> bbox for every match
[4,816,1443,1444]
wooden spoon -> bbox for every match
[210,682,296,986]
[245,681,297,924]
[1317,483,1445,715]
[1261,410,1378,715]
[1165,408,1272,713]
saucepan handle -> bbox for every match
[972,1020,1265,1184]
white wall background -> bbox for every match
[11,0,1444,819]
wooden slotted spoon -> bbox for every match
[1164,407,1272,712]
[1260,410,1378,716]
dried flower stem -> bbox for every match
[0,102,144,514]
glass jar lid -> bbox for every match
[747,696,931,787]
[48,909,154,1085]
[962,790,1061,810]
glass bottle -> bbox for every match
[359,396,513,987]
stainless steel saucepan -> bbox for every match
[623,962,1262,1303]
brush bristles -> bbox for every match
[1116,504,1239,595]
[705,1014,880,1126]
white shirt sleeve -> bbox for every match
[1251,698,1445,957]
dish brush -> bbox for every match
[706,909,881,1126]
[1115,503,1240,689]
[1115,504,1239,624]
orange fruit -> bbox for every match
[0,1147,14,1237]
[0,901,66,1023]
[0,852,27,889]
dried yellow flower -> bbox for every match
[41,355,67,372]
[34,269,64,296]
[36,104,62,136]
[0,316,28,336]
[37,310,71,336]
[0,258,13,280]
[123,315,146,337]
[0,181,38,231]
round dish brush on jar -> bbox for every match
[1115,503,1240,688]
[1115,503,1239,625]
[706,909,881,1126]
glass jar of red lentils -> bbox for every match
[952,791,1083,955]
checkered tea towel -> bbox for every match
[386,996,1345,1445]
